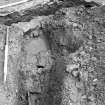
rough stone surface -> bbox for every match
[0,0,105,105]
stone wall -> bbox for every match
[0,0,105,105]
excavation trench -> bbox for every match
[0,1,103,105]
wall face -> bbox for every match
[17,23,53,105]
[6,26,23,105]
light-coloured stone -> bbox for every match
[66,64,79,73]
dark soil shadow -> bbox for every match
[42,58,66,105]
